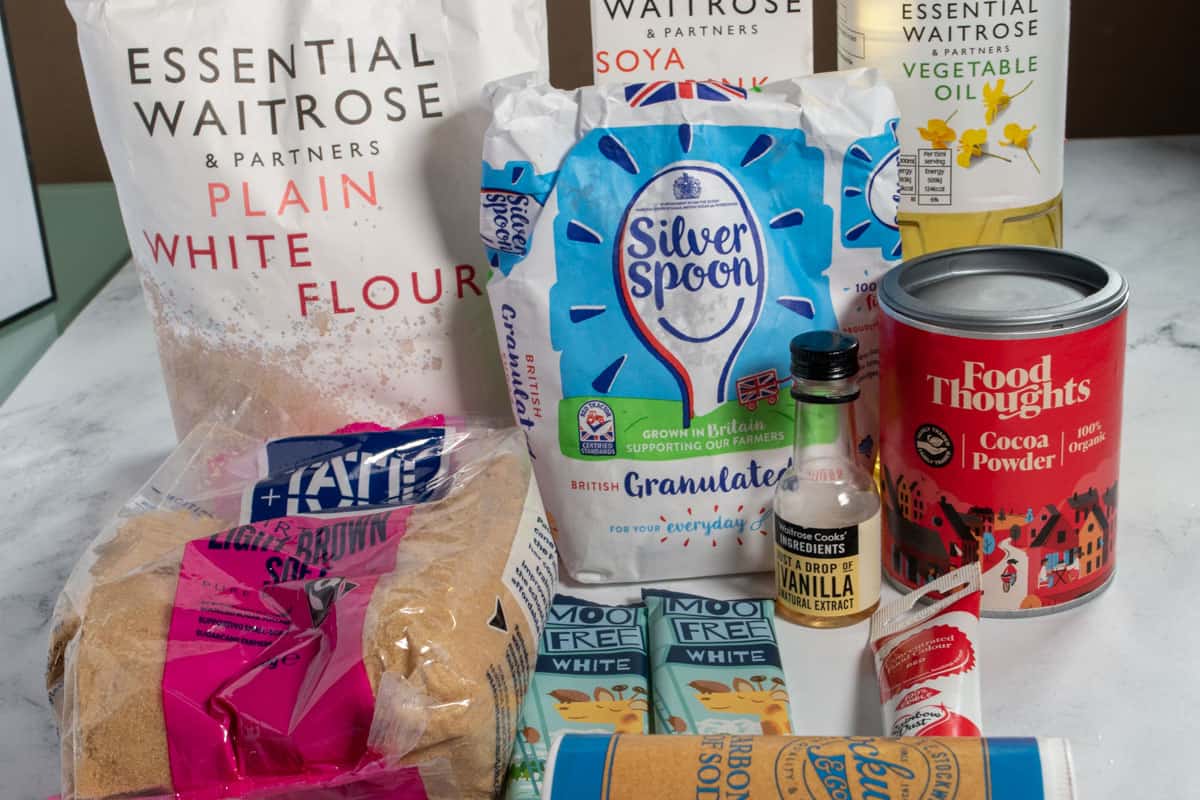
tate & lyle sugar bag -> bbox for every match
[67,0,548,438]
[482,72,901,582]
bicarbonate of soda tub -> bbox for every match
[542,733,1078,800]
[481,70,903,583]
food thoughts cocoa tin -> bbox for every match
[879,247,1128,617]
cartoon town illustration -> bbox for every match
[882,466,1116,611]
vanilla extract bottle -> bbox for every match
[774,332,881,628]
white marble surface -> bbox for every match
[2,136,1197,799]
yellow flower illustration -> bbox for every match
[957,129,989,168]
[1000,122,1036,148]
[983,79,1034,124]
[919,117,958,150]
[1000,122,1041,173]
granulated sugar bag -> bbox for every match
[67,0,548,438]
[482,71,901,582]
[48,404,558,800]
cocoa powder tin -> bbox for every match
[878,246,1128,617]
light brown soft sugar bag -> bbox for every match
[49,419,557,800]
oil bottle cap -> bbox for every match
[790,330,860,382]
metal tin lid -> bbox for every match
[879,246,1129,338]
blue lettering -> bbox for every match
[621,214,761,312]
[625,215,657,259]
[627,261,654,299]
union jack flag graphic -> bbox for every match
[736,369,784,412]
[625,80,749,108]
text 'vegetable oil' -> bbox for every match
[838,1,1070,257]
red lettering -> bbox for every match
[412,270,443,304]
[228,235,239,269]
[247,234,274,268]
[242,183,267,217]
[143,231,180,265]
[298,283,320,317]
[608,48,685,74]
[342,172,378,207]
[278,180,311,215]
[455,264,482,299]
[187,235,218,270]
[208,183,231,217]
[330,281,355,314]
[288,233,312,268]
[363,275,400,310]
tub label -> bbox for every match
[880,314,1125,613]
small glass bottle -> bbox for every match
[774,331,881,628]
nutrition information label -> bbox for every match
[836,0,953,208]
[899,150,953,207]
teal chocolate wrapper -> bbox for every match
[504,595,649,800]
[643,589,791,736]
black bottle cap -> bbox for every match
[790,330,860,381]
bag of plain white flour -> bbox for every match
[482,72,901,582]
[68,0,548,438]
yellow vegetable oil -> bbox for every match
[837,1,1070,258]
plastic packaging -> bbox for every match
[481,70,902,583]
[643,590,790,735]
[870,564,983,737]
[506,596,649,799]
[47,397,559,800]
[67,0,550,438]
[543,733,1077,800]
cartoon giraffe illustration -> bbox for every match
[549,685,649,734]
[689,676,791,735]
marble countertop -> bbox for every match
[2,136,1197,799]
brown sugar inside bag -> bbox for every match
[50,419,558,800]
[66,0,550,437]
[48,392,287,709]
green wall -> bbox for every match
[0,182,129,402]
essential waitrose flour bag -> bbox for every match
[590,0,813,89]
[67,0,548,438]
[482,72,901,582]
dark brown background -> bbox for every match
[8,0,1198,183]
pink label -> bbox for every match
[163,508,423,798]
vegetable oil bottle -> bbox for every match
[837,1,1070,257]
